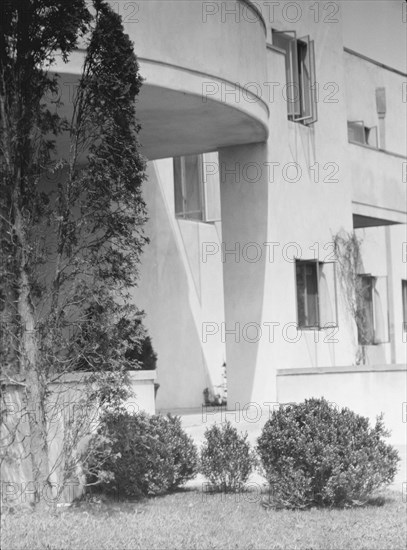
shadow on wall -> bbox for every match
[133,162,216,410]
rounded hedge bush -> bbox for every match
[87,411,198,498]
[200,421,257,492]
[257,398,400,509]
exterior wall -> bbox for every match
[47,2,406,435]
[221,1,358,409]
[132,160,226,410]
[344,52,406,156]
[344,51,407,223]
[127,1,406,423]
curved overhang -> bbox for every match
[51,1,269,159]
[136,58,269,159]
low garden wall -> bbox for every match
[1,370,156,505]
[277,364,406,444]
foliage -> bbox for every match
[0,0,148,501]
[333,231,370,363]
[257,398,400,509]
[73,313,157,371]
[200,421,256,492]
[85,411,198,498]
[123,323,157,370]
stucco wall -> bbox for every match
[220,4,359,410]
[344,51,406,156]
[131,1,406,412]
[119,0,267,89]
[133,160,226,410]
[344,50,407,223]
[277,365,407,444]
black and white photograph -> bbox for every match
[1,1,406,548]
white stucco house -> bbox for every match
[57,0,407,442]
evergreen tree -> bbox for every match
[0,0,148,503]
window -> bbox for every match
[347,121,378,148]
[402,280,407,332]
[272,30,317,125]
[295,260,337,329]
[173,152,221,222]
[356,275,389,344]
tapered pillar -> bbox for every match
[219,143,277,410]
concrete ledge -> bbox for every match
[277,364,407,376]
[344,47,407,77]
[51,369,156,384]
[128,370,157,381]
[348,140,407,160]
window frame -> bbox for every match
[173,153,221,223]
[295,259,338,331]
[347,120,378,148]
[173,154,205,221]
[402,280,407,332]
[272,29,318,125]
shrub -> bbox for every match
[257,398,400,509]
[200,421,257,492]
[86,411,198,498]
[73,313,157,371]
[125,333,157,370]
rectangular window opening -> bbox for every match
[272,29,317,125]
[348,121,378,148]
[295,260,338,329]
[173,152,221,222]
[402,280,407,332]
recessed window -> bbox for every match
[295,260,337,329]
[347,121,378,148]
[402,280,407,332]
[272,30,317,125]
[173,152,221,222]
[356,275,389,344]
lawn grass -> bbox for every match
[2,488,406,550]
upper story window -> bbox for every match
[173,152,221,222]
[295,260,337,329]
[347,120,378,148]
[356,275,389,345]
[272,29,317,125]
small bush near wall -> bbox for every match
[86,411,198,498]
[257,398,400,509]
[200,421,257,492]
[125,334,157,371]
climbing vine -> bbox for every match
[333,231,369,364]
